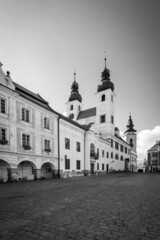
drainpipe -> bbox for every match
[84,131,86,176]
[57,116,60,178]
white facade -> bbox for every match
[0,60,137,182]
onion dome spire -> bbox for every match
[97,57,114,92]
[68,69,82,103]
[124,114,137,134]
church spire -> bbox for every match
[97,57,114,92]
[68,69,82,103]
[124,114,137,134]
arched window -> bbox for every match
[70,105,73,110]
[130,138,134,147]
[120,155,123,161]
[111,95,113,103]
[90,143,95,158]
[101,94,105,102]
[115,154,119,160]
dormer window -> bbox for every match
[101,94,105,102]
[70,105,73,110]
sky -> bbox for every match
[0,0,160,161]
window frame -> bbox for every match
[0,97,7,114]
[65,138,70,150]
[65,158,70,170]
[76,141,81,152]
[76,160,81,170]
[21,107,31,123]
[100,114,106,123]
[44,117,50,130]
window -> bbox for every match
[111,152,113,158]
[0,128,8,145]
[115,142,119,150]
[44,117,50,130]
[120,155,123,161]
[130,139,133,147]
[111,139,113,148]
[78,105,81,111]
[65,138,70,149]
[0,128,6,141]
[152,152,158,157]
[70,105,73,110]
[111,95,113,103]
[101,94,105,102]
[76,160,81,170]
[115,154,119,160]
[125,147,127,154]
[22,134,31,149]
[100,115,106,123]
[76,142,81,152]
[121,145,123,152]
[102,150,104,157]
[0,98,6,114]
[22,108,30,123]
[65,158,70,169]
[102,164,104,170]
[44,139,51,152]
[97,163,99,171]
[111,115,114,124]
[106,152,109,158]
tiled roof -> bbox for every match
[148,144,159,152]
[114,134,130,147]
[13,81,52,110]
[77,107,96,120]
[13,81,86,130]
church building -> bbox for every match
[0,59,137,182]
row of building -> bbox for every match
[0,59,137,182]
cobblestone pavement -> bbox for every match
[0,173,160,240]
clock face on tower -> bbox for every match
[69,113,74,120]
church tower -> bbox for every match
[95,58,115,138]
[124,114,137,153]
[66,71,82,121]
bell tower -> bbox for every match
[95,57,115,138]
[66,70,82,121]
[124,114,137,153]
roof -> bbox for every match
[13,81,52,111]
[77,107,96,120]
[114,134,130,147]
[13,81,86,131]
[148,144,159,152]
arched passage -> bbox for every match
[18,161,37,181]
[0,159,11,183]
[41,162,55,179]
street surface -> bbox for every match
[0,173,160,240]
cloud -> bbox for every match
[120,126,160,163]
[137,126,160,161]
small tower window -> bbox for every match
[111,115,114,124]
[130,138,134,147]
[111,95,113,103]
[100,115,106,123]
[78,105,81,111]
[70,105,73,110]
[101,94,105,102]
